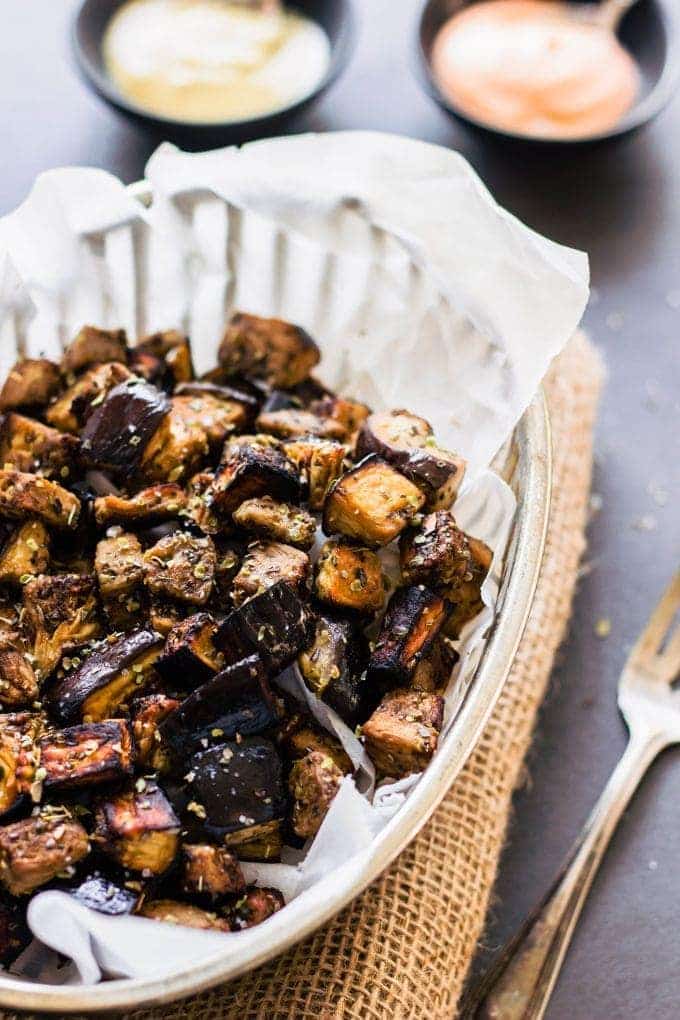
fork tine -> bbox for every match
[628,571,680,667]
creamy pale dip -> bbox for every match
[103,0,331,123]
[431,0,639,140]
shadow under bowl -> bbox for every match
[417,0,680,147]
[73,0,355,147]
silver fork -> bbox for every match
[462,570,680,1020]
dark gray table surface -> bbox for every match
[2,2,680,1016]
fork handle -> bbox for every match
[463,730,665,1020]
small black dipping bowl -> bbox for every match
[417,0,680,146]
[73,0,355,147]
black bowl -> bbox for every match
[73,0,355,146]
[417,0,680,146]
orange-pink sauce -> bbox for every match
[431,0,639,140]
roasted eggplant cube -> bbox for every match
[277,714,352,775]
[210,439,302,517]
[0,519,50,587]
[232,541,310,607]
[46,361,132,434]
[81,380,170,476]
[0,640,39,709]
[0,813,90,895]
[410,635,458,692]
[71,874,138,915]
[140,397,209,484]
[182,844,245,901]
[232,496,316,550]
[171,392,251,451]
[143,532,216,606]
[0,358,60,412]
[148,597,184,637]
[156,612,223,686]
[131,693,180,771]
[255,408,347,441]
[185,471,221,535]
[227,886,284,931]
[135,329,194,385]
[94,783,179,875]
[322,456,424,547]
[309,395,370,438]
[160,655,278,758]
[62,325,128,374]
[442,536,493,637]
[289,751,343,840]
[399,511,472,587]
[38,720,134,793]
[283,437,347,511]
[219,312,320,389]
[138,899,229,931]
[48,628,164,724]
[23,573,100,680]
[361,688,444,778]
[367,586,448,690]
[0,712,43,816]
[313,540,385,615]
[214,582,312,676]
[0,413,79,478]
[0,470,80,530]
[298,614,374,727]
[182,738,286,843]
[356,410,466,511]
[93,483,187,528]
[95,532,144,629]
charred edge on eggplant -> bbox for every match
[93,783,180,875]
[156,612,223,686]
[38,720,134,792]
[81,380,170,476]
[218,312,320,389]
[214,581,312,677]
[367,585,448,691]
[298,614,375,727]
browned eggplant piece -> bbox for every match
[226,886,284,931]
[214,581,312,677]
[232,496,316,550]
[210,437,302,517]
[148,597,184,637]
[0,413,80,478]
[93,483,187,528]
[255,408,347,441]
[356,410,466,510]
[313,539,385,615]
[95,532,144,629]
[140,397,209,484]
[62,325,128,374]
[48,628,164,724]
[135,329,194,384]
[37,720,134,793]
[399,510,472,587]
[276,713,352,774]
[231,541,310,607]
[138,899,229,931]
[81,379,170,477]
[367,585,448,691]
[182,844,246,901]
[71,873,138,915]
[46,361,132,434]
[282,436,347,510]
[410,635,458,692]
[23,573,101,680]
[93,783,180,875]
[289,750,343,839]
[131,693,180,772]
[0,712,43,816]
[160,655,278,759]
[168,392,251,452]
[361,688,445,778]
[219,311,320,389]
[143,532,216,605]
[442,535,492,637]
[298,613,374,727]
[156,612,223,685]
[184,471,221,535]
[0,469,81,529]
[223,819,282,862]
[309,395,370,438]
[0,811,90,895]
[0,358,60,412]
[182,738,286,843]
[0,519,50,586]
[322,455,424,547]
[213,537,245,596]
[0,896,31,963]
[0,639,39,709]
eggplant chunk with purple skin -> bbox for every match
[143,532,216,606]
[360,688,445,779]
[131,693,180,772]
[313,540,385,615]
[442,535,493,638]
[95,532,145,630]
[282,436,347,511]
[210,437,302,517]
[367,585,448,691]
[156,612,223,686]
[0,519,50,587]
[81,379,170,477]
[93,484,187,529]
[0,413,80,478]
[160,655,279,758]
[61,325,128,374]
[138,899,229,931]
[232,496,316,550]
[399,511,472,587]
[0,470,81,530]
[22,573,101,680]
[0,811,90,895]
[298,614,374,727]
[135,329,194,385]
[309,395,370,439]
[322,455,425,547]
[139,397,209,484]
[219,311,320,389]
[182,844,246,901]
[231,541,310,607]
[0,713,43,817]
[46,362,132,434]
[256,408,347,441]
[93,782,180,875]
[214,581,312,677]
[227,886,285,931]
[0,358,60,413]
[47,628,164,724]
[289,751,343,840]
[71,874,139,915]
[37,720,135,793]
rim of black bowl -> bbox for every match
[416,0,680,145]
[72,0,355,133]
